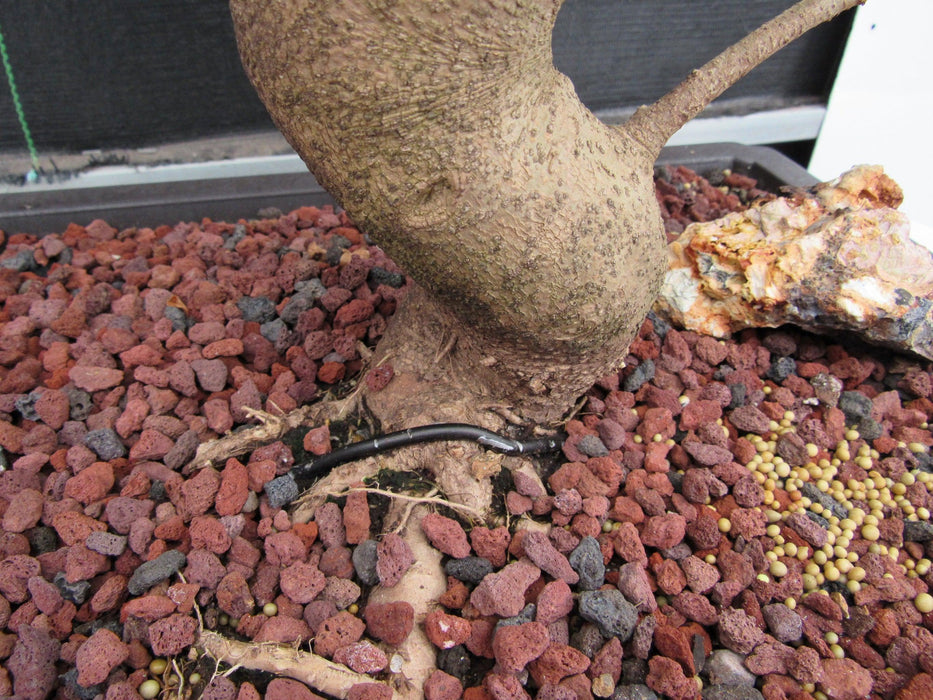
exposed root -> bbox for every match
[337,486,486,523]
[197,630,394,699]
[368,504,446,700]
[188,398,353,471]
[291,456,385,524]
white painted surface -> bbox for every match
[809,0,933,252]
[665,105,826,147]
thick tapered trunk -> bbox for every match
[230,0,863,424]
[231,0,666,421]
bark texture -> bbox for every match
[221,2,868,697]
[231,0,665,421]
[230,0,862,421]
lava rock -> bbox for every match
[127,549,187,595]
[568,536,605,590]
[264,474,299,509]
[445,557,494,584]
[578,589,638,640]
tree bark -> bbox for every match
[623,0,865,157]
[221,2,869,696]
[230,0,863,423]
[230,0,665,422]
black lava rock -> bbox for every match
[624,359,655,392]
[578,589,638,640]
[264,474,300,510]
[84,428,126,460]
[838,390,873,424]
[127,549,187,595]
[569,536,605,590]
[352,540,380,587]
[445,557,494,584]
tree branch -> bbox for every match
[621,0,865,157]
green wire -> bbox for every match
[0,19,41,178]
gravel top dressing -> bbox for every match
[0,167,931,700]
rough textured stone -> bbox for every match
[578,589,638,640]
[655,166,933,359]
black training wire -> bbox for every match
[289,423,565,485]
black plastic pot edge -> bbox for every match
[0,143,818,235]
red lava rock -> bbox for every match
[611,521,648,564]
[470,558,541,617]
[364,601,414,646]
[536,579,574,625]
[1,487,44,532]
[317,361,346,384]
[728,507,768,539]
[640,512,687,549]
[167,581,199,613]
[424,669,464,700]
[342,489,371,544]
[189,515,232,554]
[315,502,346,548]
[653,624,696,676]
[785,511,829,548]
[121,594,177,622]
[265,678,322,700]
[728,404,772,434]
[332,640,388,673]
[64,461,115,504]
[215,457,249,516]
[518,530,579,585]
[105,496,155,535]
[717,606,766,654]
[27,575,64,614]
[680,555,720,594]
[637,407,676,441]
[491,621,549,672]
[7,624,60,700]
[819,657,873,700]
[216,571,255,618]
[203,338,244,358]
[171,466,221,520]
[528,642,591,686]
[279,560,326,604]
[425,610,473,650]
[34,388,71,430]
[897,673,933,700]
[375,532,414,586]
[303,424,332,455]
[65,543,110,582]
[313,611,366,658]
[646,655,700,700]
[255,615,312,643]
[787,644,824,684]
[90,574,128,614]
[364,363,394,391]
[347,683,392,700]
[617,561,657,612]
[484,672,532,700]
[75,628,129,687]
[191,358,229,392]
[672,590,719,626]
[147,612,198,656]
[69,366,125,392]
[506,490,533,514]
[421,511,471,558]
[745,640,794,676]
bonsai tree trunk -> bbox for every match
[229,0,861,425]
[196,0,864,696]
